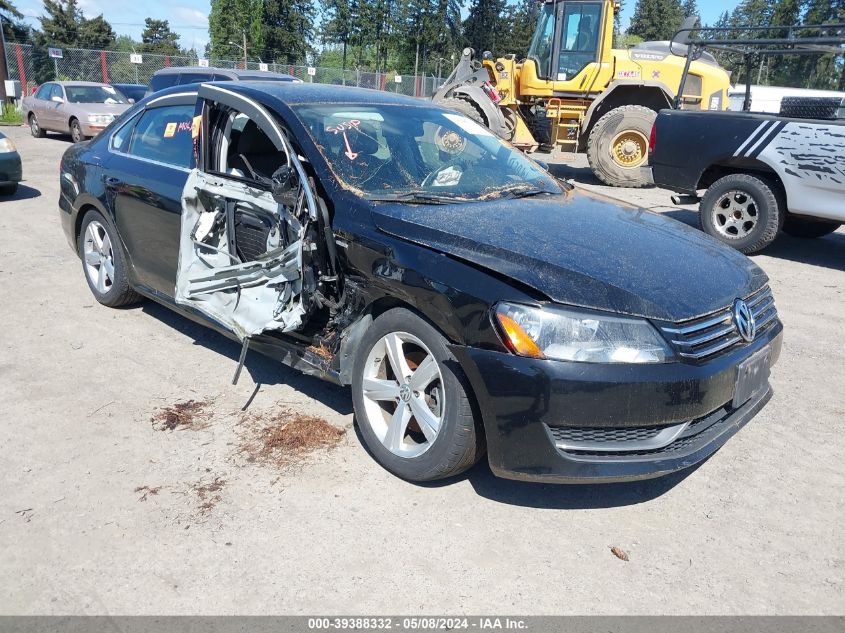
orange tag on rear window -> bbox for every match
[191,115,201,139]
[164,122,177,138]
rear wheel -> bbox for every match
[782,215,841,239]
[0,183,18,196]
[351,308,484,482]
[78,211,140,307]
[587,105,656,188]
[70,119,85,143]
[29,113,45,138]
[699,173,783,254]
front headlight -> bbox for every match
[87,114,114,124]
[0,137,16,153]
[494,302,672,364]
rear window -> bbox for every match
[149,73,179,93]
[178,72,214,85]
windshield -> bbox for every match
[294,104,561,201]
[65,85,128,104]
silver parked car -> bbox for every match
[23,81,131,143]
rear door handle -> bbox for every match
[104,177,121,187]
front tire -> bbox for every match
[440,97,486,127]
[78,210,140,307]
[587,105,655,188]
[351,308,484,482]
[0,183,18,196]
[699,173,783,254]
[70,119,85,143]
[782,215,841,239]
[29,113,45,138]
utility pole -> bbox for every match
[243,30,248,69]
[0,14,9,101]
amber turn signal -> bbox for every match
[495,312,546,359]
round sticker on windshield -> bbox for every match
[434,126,467,155]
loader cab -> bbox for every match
[524,0,616,93]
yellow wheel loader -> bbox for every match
[433,0,732,187]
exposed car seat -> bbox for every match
[228,120,284,181]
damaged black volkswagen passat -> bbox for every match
[59,83,782,483]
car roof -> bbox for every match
[152,66,294,80]
[229,81,426,107]
[55,81,111,87]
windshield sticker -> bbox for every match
[192,115,202,139]
[432,166,462,187]
[443,112,493,138]
[164,122,177,138]
[103,86,116,94]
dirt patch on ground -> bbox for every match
[238,408,345,470]
[151,399,213,431]
[134,485,162,502]
[191,476,226,516]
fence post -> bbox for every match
[15,44,26,93]
[100,50,109,83]
[165,55,170,67]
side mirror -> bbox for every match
[51,95,64,104]
[270,165,300,207]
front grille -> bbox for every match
[551,404,733,458]
[659,286,778,361]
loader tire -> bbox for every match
[440,97,487,127]
[587,105,656,188]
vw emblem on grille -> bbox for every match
[733,299,756,343]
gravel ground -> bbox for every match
[0,126,842,615]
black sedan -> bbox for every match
[0,130,22,195]
[58,83,783,483]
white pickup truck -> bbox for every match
[650,95,845,254]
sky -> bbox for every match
[11,0,745,55]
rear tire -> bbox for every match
[78,210,141,307]
[0,183,18,196]
[699,173,783,254]
[586,105,655,188]
[29,113,45,138]
[782,215,841,239]
[351,308,484,482]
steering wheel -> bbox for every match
[421,159,465,188]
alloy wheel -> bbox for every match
[360,332,445,458]
[713,190,759,239]
[83,220,115,294]
[30,116,38,136]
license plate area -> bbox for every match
[733,346,772,408]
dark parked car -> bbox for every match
[111,83,148,103]
[0,129,21,195]
[148,66,300,94]
[59,83,783,483]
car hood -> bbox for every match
[69,102,130,116]
[370,188,768,322]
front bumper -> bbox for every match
[452,322,782,483]
[0,150,22,184]
[81,122,109,137]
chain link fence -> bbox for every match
[4,44,447,99]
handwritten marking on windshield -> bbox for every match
[342,131,358,161]
[326,120,361,135]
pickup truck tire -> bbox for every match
[587,105,655,188]
[782,216,842,239]
[699,174,783,254]
[352,308,484,482]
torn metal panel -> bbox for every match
[175,169,309,340]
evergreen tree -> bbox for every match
[681,0,698,18]
[78,14,115,49]
[0,0,21,19]
[209,0,264,61]
[321,0,352,68]
[262,0,316,63]
[38,0,83,48]
[498,0,541,59]
[140,18,181,56]
[628,0,684,41]
[462,0,507,56]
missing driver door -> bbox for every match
[175,84,319,340]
